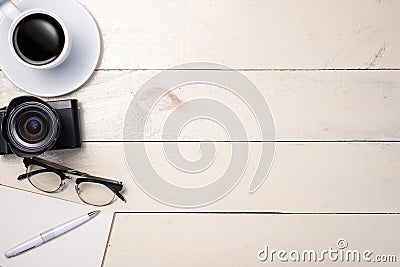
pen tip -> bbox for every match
[88,210,101,217]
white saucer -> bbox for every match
[0,0,100,97]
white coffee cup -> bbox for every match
[0,0,71,69]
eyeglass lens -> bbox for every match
[27,164,62,193]
[76,182,116,206]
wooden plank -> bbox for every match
[1,0,398,70]
[0,70,399,141]
[0,142,399,212]
[83,0,399,69]
[103,214,400,266]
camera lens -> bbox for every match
[26,119,41,135]
[17,114,48,143]
[5,101,59,157]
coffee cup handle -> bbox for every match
[0,0,21,21]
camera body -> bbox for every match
[0,96,81,157]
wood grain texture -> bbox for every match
[0,70,399,141]
[103,214,400,266]
[2,0,397,70]
[1,142,398,212]
[79,0,400,70]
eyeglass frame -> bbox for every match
[18,157,126,206]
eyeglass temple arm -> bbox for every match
[17,169,50,180]
[29,157,75,172]
[116,192,126,203]
[67,170,91,177]
[28,157,104,178]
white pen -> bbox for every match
[4,210,101,258]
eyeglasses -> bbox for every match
[18,157,126,206]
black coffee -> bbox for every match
[13,13,65,66]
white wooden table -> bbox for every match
[1,0,399,266]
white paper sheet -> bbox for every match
[0,186,114,267]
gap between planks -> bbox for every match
[1,69,400,72]
[82,140,400,143]
[95,68,400,72]
[101,212,117,267]
[113,211,400,215]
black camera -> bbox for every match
[0,96,81,157]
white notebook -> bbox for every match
[0,186,114,267]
